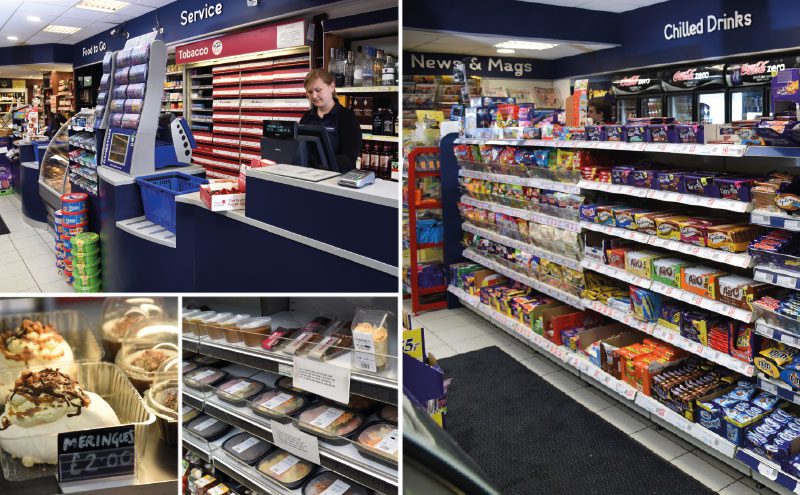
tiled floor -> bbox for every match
[411,304,788,495]
[0,193,71,292]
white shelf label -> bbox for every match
[757,462,779,481]
[270,420,321,465]
[292,356,351,403]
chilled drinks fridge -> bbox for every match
[640,96,664,118]
[611,72,663,124]
[667,94,693,122]
[730,88,765,121]
[617,97,637,124]
[697,91,726,124]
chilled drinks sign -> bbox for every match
[664,10,752,40]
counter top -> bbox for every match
[248,167,398,208]
[98,164,206,186]
[175,192,396,275]
[21,160,39,170]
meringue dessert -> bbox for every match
[0,320,74,372]
[0,369,120,466]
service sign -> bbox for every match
[611,73,663,95]
[726,57,799,86]
[175,18,306,64]
[661,64,725,91]
[58,425,135,483]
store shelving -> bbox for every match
[751,210,800,231]
[460,169,582,195]
[736,449,800,493]
[461,195,582,233]
[363,134,399,142]
[577,180,753,213]
[754,320,800,348]
[463,249,584,309]
[464,222,582,271]
[753,264,800,290]
[756,374,800,405]
[337,86,398,94]
[580,221,753,268]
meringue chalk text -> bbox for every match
[58,425,136,482]
[62,429,134,451]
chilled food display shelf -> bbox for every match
[580,221,753,269]
[184,333,200,353]
[577,180,753,213]
[582,299,756,376]
[462,249,584,309]
[463,222,582,271]
[202,395,398,494]
[459,169,581,195]
[461,196,582,233]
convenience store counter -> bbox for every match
[99,165,398,292]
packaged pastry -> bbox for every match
[186,414,231,441]
[302,471,370,495]
[614,208,648,230]
[215,377,266,406]
[596,205,624,226]
[184,366,229,390]
[705,224,762,253]
[100,298,165,360]
[262,324,301,351]
[205,314,249,341]
[680,266,725,299]
[651,258,691,288]
[355,422,399,463]
[655,216,691,240]
[307,323,352,361]
[114,318,179,393]
[678,218,726,247]
[222,432,272,466]
[257,450,315,489]
[624,250,665,280]
[234,316,272,346]
[250,389,308,418]
[635,212,675,236]
[296,404,365,441]
[146,356,178,445]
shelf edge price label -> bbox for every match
[58,425,135,484]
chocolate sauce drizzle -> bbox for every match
[0,369,90,430]
[0,320,64,362]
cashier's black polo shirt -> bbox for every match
[299,100,362,173]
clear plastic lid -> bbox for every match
[146,355,178,421]
[185,310,215,323]
[100,297,166,341]
[201,312,235,325]
[237,316,273,330]
[114,317,179,384]
[182,309,204,320]
[215,314,251,327]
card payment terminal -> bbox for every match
[338,170,376,188]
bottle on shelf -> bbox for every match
[362,47,374,88]
[353,46,364,87]
[373,50,384,86]
[335,49,346,87]
[378,143,390,180]
[373,107,385,136]
[328,48,337,80]
[382,107,395,136]
[360,142,372,171]
[369,141,381,173]
[344,50,354,88]
[382,55,396,87]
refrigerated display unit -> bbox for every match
[610,72,663,124]
[725,57,798,120]
[640,95,664,119]
[661,64,725,123]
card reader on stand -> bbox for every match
[338,169,375,188]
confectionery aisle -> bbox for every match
[0,297,179,494]
[408,304,784,494]
[181,297,398,495]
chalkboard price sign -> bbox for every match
[57,425,136,483]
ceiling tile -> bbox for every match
[25,31,71,43]
[16,1,71,16]
[57,6,110,21]
[132,0,176,7]
[32,0,81,6]
[46,15,94,28]
[103,4,153,24]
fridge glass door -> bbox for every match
[668,94,693,122]
[698,91,726,124]
[731,88,764,121]
[617,99,636,124]
[641,96,663,118]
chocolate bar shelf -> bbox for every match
[459,169,581,194]
[449,286,637,401]
[735,449,800,493]
[649,281,753,323]
[634,393,738,458]
[754,321,800,349]
[580,221,754,269]
[463,222,582,271]
[751,210,800,232]
[581,259,652,288]
[461,196,582,233]
[753,265,800,290]
[577,180,753,213]
[456,137,749,157]
[756,374,800,406]
[582,299,756,376]
[462,249,584,309]
[201,395,398,494]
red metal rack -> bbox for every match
[406,146,447,314]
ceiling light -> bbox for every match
[494,40,559,51]
[6,36,17,41]
[496,48,515,54]
[27,16,40,22]
[75,0,129,13]
[43,25,81,34]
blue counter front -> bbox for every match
[99,166,398,292]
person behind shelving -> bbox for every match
[587,98,615,125]
[300,68,362,173]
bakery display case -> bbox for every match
[182,297,399,495]
[37,120,70,217]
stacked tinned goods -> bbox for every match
[58,193,89,287]
[71,232,101,292]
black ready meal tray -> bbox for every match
[293,403,365,444]
[186,414,231,441]
[249,388,309,419]
[354,421,399,465]
[214,377,267,405]
[378,404,398,423]
[222,432,272,465]
[184,366,229,390]
[256,449,316,489]
[302,471,370,495]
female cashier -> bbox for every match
[300,69,362,173]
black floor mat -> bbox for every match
[439,346,717,495]
[0,212,9,236]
